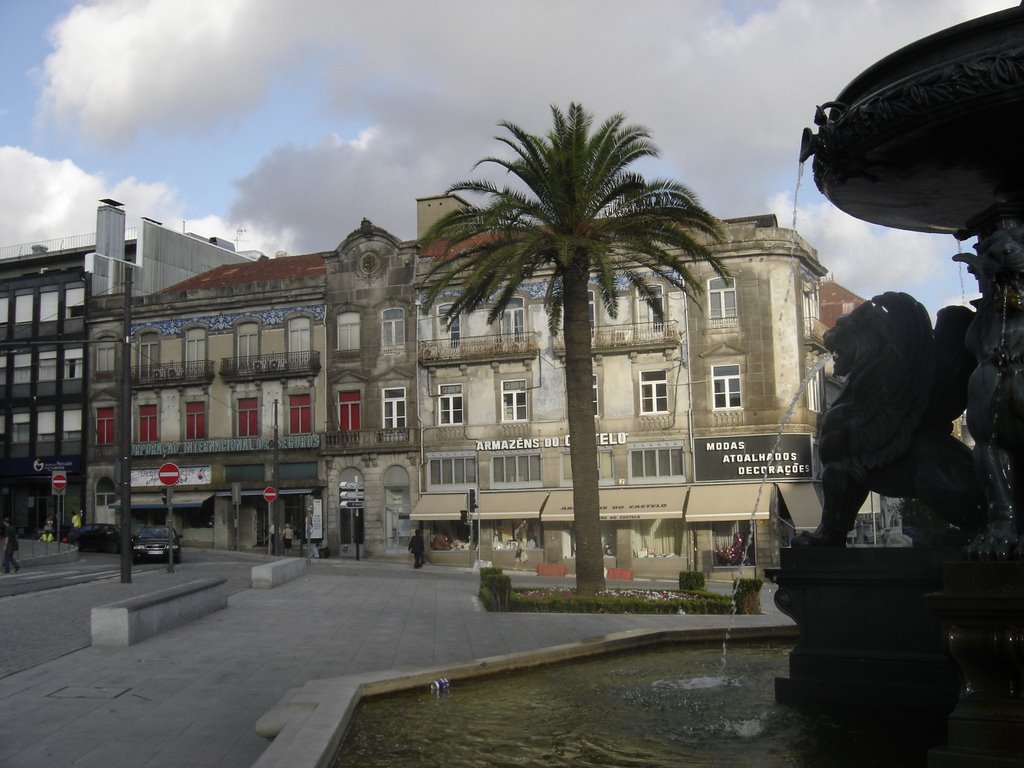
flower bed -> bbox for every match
[505,587,736,615]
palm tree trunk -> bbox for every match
[563,265,605,595]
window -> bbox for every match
[562,451,614,482]
[638,284,665,326]
[95,478,117,511]
[500,297,525,339]
[237,322,259,358]
[502,379,528,422]
[709,277,737,320]
[12,413,30,444]
[63,409,82,441]
[37,411,56,442]
[337,312,360,351]
[438,304,460,346]
[640,370,668,414]
[237,397,259,437]
[13,353,31,384]
[288,316,311,352]
[289,393,312,434]
[493,454,541,483]
[138,332,159,371]
[65,348,83,379]
[588,291,596,330]
[429,456,478,486]
[185,328,206,362]
[713,520,755,566]
[381,308,405,348]
[383,387,406,429]
[139,404,159,442]
[713,364,742,409]
[39,291,58,324]
[438,384,463,425]
[96,407,115,445]
[65,286,85,319]
[95,340,116,372]
[0,297,7,325]
[338,391,361,431]
[631,447,685,479]
[592,375,600,417]
[807,368,823,413]
[185,401,207,440]
[39,350,57,382]
[15,293,32,324]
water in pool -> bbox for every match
[334,642,940,767]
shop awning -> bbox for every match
[598,486,688,520]
[110,492,213,510]
[479,490,552,520]
[411,492,466,521]
[213,487,317,497]
[684,483,772,522]
[776,482,822,531]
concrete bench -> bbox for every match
[536,563,569,577]
[91,578,228,648]
[606,567,635,581]
[252,558,307,589]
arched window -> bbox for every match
[237,322,259,358]
[185,328,206,363]
[138,331,159,372]
[500,297,525,339]
[337,312,360,351]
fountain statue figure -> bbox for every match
[794,291,985,547]
[955,226,1024,560]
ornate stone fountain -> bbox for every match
[780,6,1024,766]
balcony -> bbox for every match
[804,316,828,351]
[419,333,539,366]
[323,426,419,452]
[551,321,682,356]
[134,360,215,388]
[220,351,321,382]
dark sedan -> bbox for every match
[73,523,122,553]
[131,526,182,564]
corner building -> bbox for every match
[414,207,827,580]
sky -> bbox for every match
[0,0,1013,317]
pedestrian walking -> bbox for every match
[2,518,19,574]
[408,528,425,568]
[283,523,295,556]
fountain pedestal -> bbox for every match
[926,562,1024,767]
[769,547,959,717]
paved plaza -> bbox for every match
[0,542,793,767]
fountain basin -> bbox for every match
[250,625,797,768]
[800,5,1024,236]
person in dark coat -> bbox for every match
[408,528,425,568]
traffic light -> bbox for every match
[467,488,477,512]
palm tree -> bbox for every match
[420,103,725,595]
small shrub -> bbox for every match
[733,578,763,615]
[678,571,706,591]
[479,572,512,611]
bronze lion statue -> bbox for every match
[795,291,985,547]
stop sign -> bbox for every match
[263,487,278,503]
[158,462,181,486]
[51,472,67,490]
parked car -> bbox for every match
[73,523,122,553]
[131,526,182,564]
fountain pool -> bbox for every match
[332,641,942,768]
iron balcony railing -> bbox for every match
[419,332,539,364]
[323,427,418,451]
[220,350,321,380]
[551,321,682,354]
[133,359,215,387]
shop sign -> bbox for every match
[693,434,813,482]
[132,434,321,457]
[476,432,628,452]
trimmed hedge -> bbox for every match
[678,571,706,591]
[733,578,763,615]
[507,590,733,615]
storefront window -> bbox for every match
[712,520,755,566]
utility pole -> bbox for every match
[273,399,281,556]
